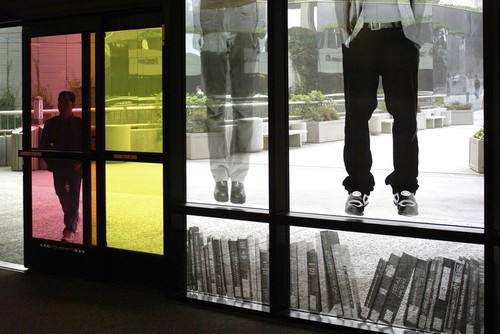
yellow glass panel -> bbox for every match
[104,28,163,153]
[106,162,163,254]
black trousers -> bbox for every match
[53,167,82,233]
[342,27,419,195]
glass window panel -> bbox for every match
[106,162,163,254]
[288,2,484,227]
[30,34,84,244]
[186,216,269,307]
[289,227,484,332]
[104,28,163,153]
[185,0,269,209]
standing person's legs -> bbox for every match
[342,31,382,216]
[381,29,419,195]
[381,28,419,216]
[342,33,380,195]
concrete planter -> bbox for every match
[469,137,484,173]
[306,119,345,143]
[186,132,222,160]
[450,110,474,125]
[416,113,427,130]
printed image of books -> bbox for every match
[290,230,361,318]
[186,226,269,305]
[362,253,484,333]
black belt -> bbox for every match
[362,21,402,30]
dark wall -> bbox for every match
[0,0,161,23]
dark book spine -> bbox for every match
[368,253,401,322]
[444,260,465,332]
[200,240,208,293]
[194,231,204,292]
[403,258,430,328]
[206,239,217,295]
[307,249,321,313]
[455,258,470,333]
[254,238,262,303]
[361,258,387,320]
[465,259,479,334]
[379,252,418,324]
[425,257,444,330]
[212,239,224,295]
[332,244,351,318]
[474,259,484,334]
[430,257,455,332]
[248,237,257,302]
[315,233,329,313]
[290,242,299,309]
[320,230,342,316]
[229,240,242,299]
[186,227,194,290]
[238,238,252,301]
[221,238,234,298]
[260,249,270,305]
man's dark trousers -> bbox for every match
[342,26,419,195]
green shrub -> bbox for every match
[445,100,472,110]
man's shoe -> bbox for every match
[61,229,75,243]
[345,191,369,216]
[394,190,418,216]
[230,182,246,204]
[214,181,229,202]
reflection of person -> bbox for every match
[336,0,428,216]
[40,91,83,242]
[193,0,263,204]
[474,75,480,99]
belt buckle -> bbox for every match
[370,22,382,31]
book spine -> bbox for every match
[331,244,352,318]
[379,252,417,324]
[361,258,387,320]
[455,258,470,333]
[248,237,257,302]
[186,227,194,290]
[238,238,252,301]
[368,253,401,322]
[290,242,299,309]
[320,231,343,316]
[465,259,479,334]
[417,257,438,329]
[194,231,204,292]
[339,244,361,319]
[431,257,455,332]
[315,232,330,313]
[207,238,217,295]
[474,259,484,334]
[425,257,444,330]
[260,249,270,305]
[200,240,208,293]
[403,258,430,328]
[212,239,224,295]
[221,238,234,298]
[254,239,262,303]
[444,260,465,332]
[297,240,309,310]
[307,249,321,313]
[229,240,242,299]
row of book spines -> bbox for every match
[361,252,484,333]
[290,231,361,318]
[186,227,269,304]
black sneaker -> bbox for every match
[345,191,369,216]
[214,181,229,202]
[230,181,246,204]
[394,190,418,216]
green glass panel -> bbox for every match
[106,162,163,254]
[105,28,162,153]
